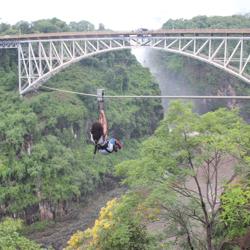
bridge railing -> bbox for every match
[0,40,19,48]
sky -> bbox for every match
[0,0,250,30]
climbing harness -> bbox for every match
[95,141,112,154]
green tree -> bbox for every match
[0,218,41,250]
[220,184,250,238]
[66,195,153,250]
[116,101,250,250]
[31,18,69,33]
[163,14,250,29]
[14,21,31,34]
[69,20,95,31]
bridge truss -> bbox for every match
[1,34,250,95]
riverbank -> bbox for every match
[27,179,126,250]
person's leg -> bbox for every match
[98,110,108,138]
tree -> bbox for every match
[69,20,94,31]
[220,184,250,238]
[14,21,31,34]
[0,217,41,249]
[0,23,11,34]
[31,18,69,33]
[65,195,153,250]
[116,101,250,249]
[162,14,250,29]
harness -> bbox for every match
[94,141,112,154]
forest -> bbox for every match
[0,15,250,250]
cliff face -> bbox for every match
[133,47,250,119]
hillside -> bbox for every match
[0,19,163,226]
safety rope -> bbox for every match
[42,85,250,99]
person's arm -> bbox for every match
[98,110,108,137]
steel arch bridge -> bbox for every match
[1,29,250,95]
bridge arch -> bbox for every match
[20,46,131,95]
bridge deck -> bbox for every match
[1,29,250,41]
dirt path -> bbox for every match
[28,185,126,250]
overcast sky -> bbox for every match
[0,0,250,30]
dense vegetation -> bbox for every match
[66,15,250,250]
[115,101,250,249]
[69,101,250,249]
[1,14,250,250]
[0,18,96,34]
[0,217,40,249]
[0,18,163,248]
[163,14,250,29]
[0,54,162,220]
[66,196,154,250]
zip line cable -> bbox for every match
[42,85,250,100]
[42,86,98,97]
[104,95,250,99]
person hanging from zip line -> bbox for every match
[90,89,122,155]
